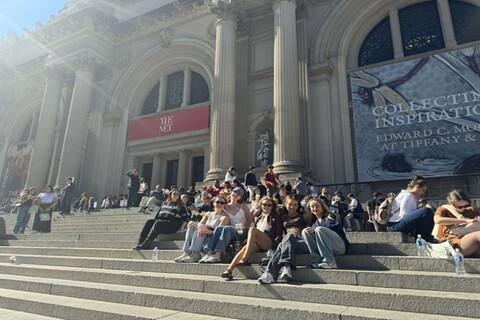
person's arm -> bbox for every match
[243,204,253,227]
[434,207,476,225]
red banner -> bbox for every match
[127,105,210,142]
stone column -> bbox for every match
[272,0,302,175]
[202,144,210,180]
[182,68,191,107]
[151,154,165,188]
[389,9,404,59]
[56,54,97,186]
[156,75,166,113]
[205,0,241,181]
[25,65,65,190]
[177,149,191,188]
[437,0,457,47]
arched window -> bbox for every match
[358,17,394,67]
[449,0,480,44]
[399,1,444,57]
[358,0,480,67]
[190,71,209,105]
[165,71,184,110]
[140,70,210,116]
[141,82,159,115]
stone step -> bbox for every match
[0,273,476,319]
[0,307,63,320]
[0,288,234,320]
[0,251,479,275]
[0,260,478,294]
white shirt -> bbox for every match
[38,192,57,204]
[388,189,417,222]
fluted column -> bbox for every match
[205,0,241,181]
[272,0,302,174]
[56,55,97,186]
[177,149,191,188]
[25,65,65,190]
[151,154,165,188]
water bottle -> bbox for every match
[8,256,17,264]
[453,248,465,276]
[416,235,427,256]
[266,249,274,259]
[152,247,158,262]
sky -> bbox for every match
[0,0,70,39]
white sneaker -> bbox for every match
[311,263,321,269]
[258,272,275,284]
[199,252,211,263]
[204,254,221,263]
[279,266,292,281]
[427,241,455,259]
[174,252,190,263]
[183,252,201,263]
[319,260,338,269]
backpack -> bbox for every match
[374,198,395,225]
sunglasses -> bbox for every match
[454,204,470,209]
[215,201,226,205]
[261,203,273,207]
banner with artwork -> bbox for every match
[350,45,480,182]
[1,143,33,201]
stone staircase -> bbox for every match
[0,210,479,320]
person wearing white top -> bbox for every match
[32,185,59,234]
[386,175,435,242]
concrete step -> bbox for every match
[0,307,63,320]
[7,232,185,241]
[0,260,478,294]
[1,250,479,275]
[0,273,476,319]
[0,288,234,320]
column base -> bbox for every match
[272,161,304,179]
[204,168,227,183]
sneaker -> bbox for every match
[183,252,201,263]
[174,252,191,263]
[279,266,292,281]
[199,252,212,263]
[258,271,275,284]
[204,255,221,263]
[311,262,321,269]
[427,241,455,259]
[319,260,338,269]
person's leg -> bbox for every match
[64,194,72,214]
[290,237,310,269]
[226,245,247,272]
[20,210,32,234]
[264,244,284,281]
[344,213,353,229]
[205,226,224,253]
[388,207,434,241]
[302,228,321,265]
[459,231,480,257]
[147,220,181,240]
[243,228,271,260]
[278,233,296,266]
[314,226,346,263]
[12,206,28,234]
[182,226,196,252]
[212,226,237,254]
[138,219,156,242]
[189,231,207,253]
[247,185,255,202]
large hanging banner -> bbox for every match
[350,45,480,182]
[1,143,32,201]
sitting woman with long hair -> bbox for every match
[133,189,189,250]
[174,196,230,263]
[429,190,480,258]
[257,195,311,284]
[302,198,349,269]
[221,196,283,280]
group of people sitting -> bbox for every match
[132,174,480,283]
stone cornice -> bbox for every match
[103,111,123,128]
[208,0,245,23]
[0,56,47,86]
[308,59,335,82]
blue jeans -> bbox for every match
[302,227,345,264]
[12,205,31,234]
[265,233,310,281]
[61,193,73,214]
[205,225,238,253]
[387,207,434,242]
[183,226,208,253]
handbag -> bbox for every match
[27,205,39,214]
[39,212,51,222]
[449,222,480,237]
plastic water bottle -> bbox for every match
[8,256,17,264]
[266,249,274,259]
[453,248,465,276]
[416,235,427,256]
[152,247,158,262]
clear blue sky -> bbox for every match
[0,0,70,38]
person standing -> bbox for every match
[263,165,278,197]
[12,187,37,234]
[294,177,307,198]
[244,166,258,203]
[60,177,75,214]
[125,168,140,208]
[367,192,384,232]
[32,185,59,234]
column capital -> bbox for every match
[45,64,68,82]
[272,0,297,10]
[72,53,101,73]
[208,0,244,24]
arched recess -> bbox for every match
[98,36,215,194]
